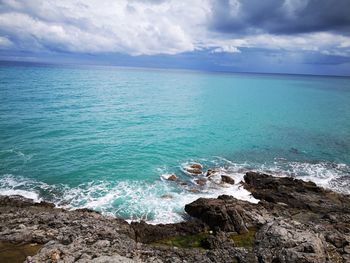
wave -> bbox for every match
[0,158,349,224]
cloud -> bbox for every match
[210,0,350,35]
[211,45,240,53]
[0,0,349,61]
[0,36,12,47]
[0,0,203,55]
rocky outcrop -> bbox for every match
[185,195,250,233]
[1,171,350,263]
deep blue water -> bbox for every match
[1,63,349,223]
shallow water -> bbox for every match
[1,64,350,223]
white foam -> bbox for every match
[0,189,41,202]
[0,159,349,224]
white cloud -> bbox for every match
[0,0,206,55]
[0,0,349,57]
[211,45,240,53]
[0,36,12,47]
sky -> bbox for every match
[0,0,350,75]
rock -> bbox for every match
[185,168,202,175]
[94,239,111,248]
[325,233,349,248]
[344,245,350,254]
[195,178,207,186]
[131,219,208,243]
[89,255,137,263]
[201,231,232,249]
[26,256,34,263]
[185,195,249,233]
[160,194,173,199]
[167,174,178,181]
[206,169,218,177]
[254,219,327,263]
[185,163,203,175]
[189,163,203,170]
[244,171,350,214]
[50,251,60,261]
[221,175,235,184]
[1,170,350,263]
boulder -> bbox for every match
[221,175,235,184]
[185,195,248,233]
[185,163,203,175]
[195,178,207,186]
[167,174,178,181]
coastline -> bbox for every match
[1,172,349,263]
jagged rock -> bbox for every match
[185,195,249,233]
[254,219,327,263]
[1,171,350,263]
[131,219,208,243]
[201,231,233,249]
[244,171,350,213]
[221,175,235,184]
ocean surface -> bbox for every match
[1,63,350,223]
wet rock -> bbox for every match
[166,174,178,181]
[221,175,235,184]
[185,163,203,175]
[1,170,350,263]
[244,171,350,214]
[160,194,173,199]
[195,178,207,186]
[206,169,218,177]
[189,163,203,170]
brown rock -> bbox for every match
[167,174,178,181]
[195,178,207,186]
[206,169,218,177]
[185,195,248,233]
[50,251,60,261]
[185,163,203,175]
[221,175,235,184]
[189,163,203,170]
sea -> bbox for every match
[1,62,349,224]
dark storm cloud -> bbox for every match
[211,0,350,35]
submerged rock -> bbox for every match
[195,178,207,186]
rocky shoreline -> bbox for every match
[1,172,350,263]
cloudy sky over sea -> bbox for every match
[0,0,349,75]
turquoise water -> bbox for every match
[1,64,350,223]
